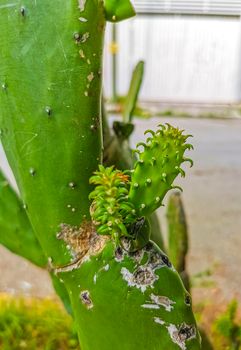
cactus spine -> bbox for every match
[0,1,201,349]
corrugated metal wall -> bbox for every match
[133,0,241,16]
[104,15,241,103]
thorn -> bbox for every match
[165,122,172,129]
[184,144,194,151]
[184,134,193,141]
[146,137,153,144]
[149,156,156,166]
[69,182,76,189]
[20,6,25,16]
[161,173,167,182]
[45,106,52,116]
[162,143,168,151]
[179,167,186,177]
[132,149,141,156]
[182,158,194,168]
[29,168,36,176]
[157,124,166,131]
[136,142,147,149]
[171,185,183,192]
[144,129,155,137]
[161,158,166,166]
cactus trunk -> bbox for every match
[0,0,104,265]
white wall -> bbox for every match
[104,15,241,103]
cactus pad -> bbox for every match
[129,124,193,216]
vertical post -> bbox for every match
[112,23,118,101]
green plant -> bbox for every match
[0,294,79,350]
[0,1,201,349]
[213,300,241,350]
[167,191,190,290]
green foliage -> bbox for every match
[89,165,136,239]
[129,123,193,216]
[167,191,190,290]
[0,169,46,267]
[123,61,145,123]
[0,295,79,350]
[104,0,135,22]
[213,300,241,350]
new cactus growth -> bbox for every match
[129,124,193,216]
[89,165,136,239]
[0,1,201,349]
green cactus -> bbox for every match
[129,124,193,217]
[0,1,201,349]
[123,60,145,123]
[0,169,46,267]
[167,191,190,290]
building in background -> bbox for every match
[104,0,241,104]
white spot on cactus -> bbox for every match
[81,32,90,43]
[84,91,88,97]
[155,197,160,203]
[154,317,165,325]
[68,182,76,189]
[150,293,176,312]
[167,323,196,350]
[121,266,158,293]
[78,0,87,12]
[79,17,87,22]
[140,204,146,210]
[29,168,36,176]
[71,208,76,212]
[141,304,160,310]
[79,49,85,58]
[87,72,94,82]
[93,274,97,284]
[103,264,110,271]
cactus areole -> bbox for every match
[0,1,201,349]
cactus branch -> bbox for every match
[0,169,46,267]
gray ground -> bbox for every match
[1,117,241,305]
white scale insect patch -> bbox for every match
[78,0,87,12]
[150,293,176,312]
[121,266,158,293]
[166,323,197,350]
[154,317,165,325]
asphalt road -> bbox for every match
[1,117,241,304]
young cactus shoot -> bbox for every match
[89,123,193,248]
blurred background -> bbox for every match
[1,1,241,348]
